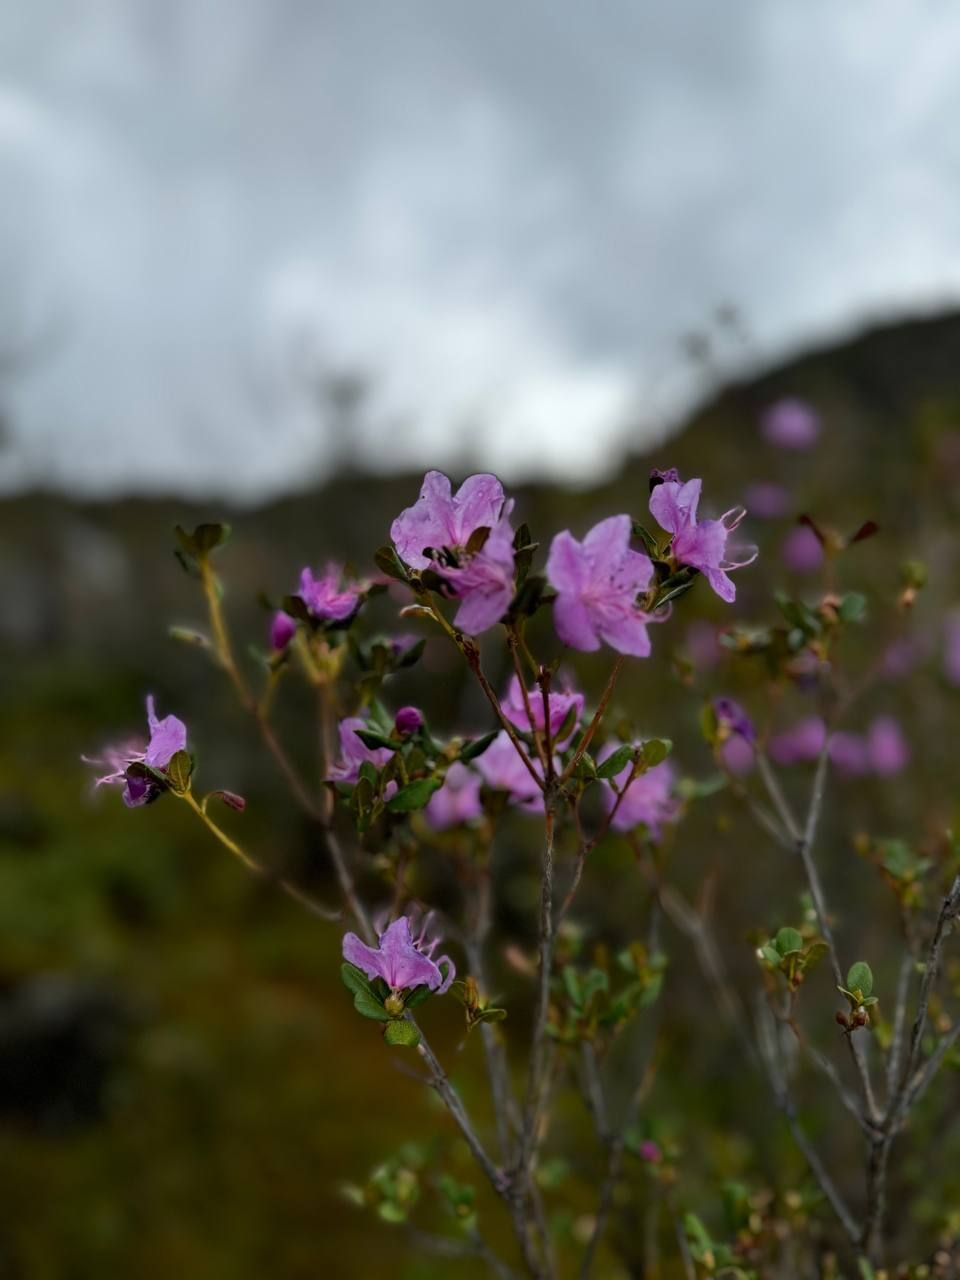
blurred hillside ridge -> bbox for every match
[3,307,960,1276]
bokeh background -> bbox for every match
[4,3,960,1276]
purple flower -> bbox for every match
[270,610,297,652]
[502,675,584,746]
[944,611,960,687]
[744,481,790,520]
[866,716,909,776]
[424,762,484,830]
[436,511,517,635]
[761,398,820,450]
[768,716,826,766]
[328,715,395,783]
[597,742,678,838]
[342,914,455,994]
[546,515,656,656]
[713,697,755,742]
[829,732,870,777]
[84,695,187,808]
[649,474,756,603]
[298,563,362,623]
[781,525,824,575]
[720,734,755,776]
[391,470,509,570]
[638,1140,663,1164]
[474,731,548,812]
[394,706,423,737]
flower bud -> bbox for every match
[270,610,297,652]
[638,1140,663,1164]
[394,705,423,737]
[384,993,405,1017]
[835,1010,850,1029]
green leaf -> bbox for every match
[775,927,804,957]
[353,989,391,1021]
[838,592,867,623]
[386,777,443,813]
[641,738,672,768]
[562,966,583,1006]
[193,521,231,552]
[384,1020,422,1048]
[341,962,377,999]
[847,961,874,998]
[374,545,410,582]
[760,945,782,968]
[474,1007,507,1024]
[596,744,634,779]
[404,984,434,1010]
[631,520,661,557]
[459,730,499,762]
[165,750,194,794]
[699,701,719,744]
[355,728,398,752]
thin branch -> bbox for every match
[559,655,626,785]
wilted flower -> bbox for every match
[342,914,455,994]
[597,742,678,838]
[424,762,484,830]
[713,697,755,742]
[502,675,584,746]
[298,563,363,623]
[546,515,656,656]
[394,706,423,737]
[270,610,297,652]
[761,398,820,450]
[768,716,827,766]
[649,473,756,603]
[84,695,187,808]
[328,716,394,783]
[781,525,824,574]
[474,731,548,811]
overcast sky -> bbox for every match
[1,0,959,499]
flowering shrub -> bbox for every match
[82,459,960,1278]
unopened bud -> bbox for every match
[384,993,405,1017]
[394,705,423,736]
[835,1010,850,1029]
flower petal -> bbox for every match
[553,593,600,651]
[545,530,586,595]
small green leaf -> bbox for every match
[847,961,874,999]
[165,750,194,794]
[641,738,672,768]
[354,989,391,1021]
[384,1020,422,1048]
[355,728,398,752]
[775,927,804,957]
[474,1007,507,1024]
[386,777,443,813]
[193,522,231,553]
[459,730,499,762]
[404,985,434,1010]
[374,545,409,582]
[631,520,661,557]
[341,962,377,999]
[597,745,634,779]
[838,592,867,623]
[760,945,782,968]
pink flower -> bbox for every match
[829,732,870,777]
[744,481,790,520]
[768,716,826,766]
[391,470,508,570]
[328,716,394,783]
[502,675,584,746]
[546,515,656,656]
[84,695,187,808]
[944,611,960,687]
[298,563,362,623]
[781,525,824,574]
[720,735,755,776]
[390,471,517,635]
[597,742,678,838]
[424,762,484,830]
[270,610,297,652]
[649,474,756,603]
[342,914,455,994]
[474,731,548,812]
[866,716,909,776]
[761,398,820,450]
[436,511,517,635]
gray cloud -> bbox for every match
[1,0,959,498]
